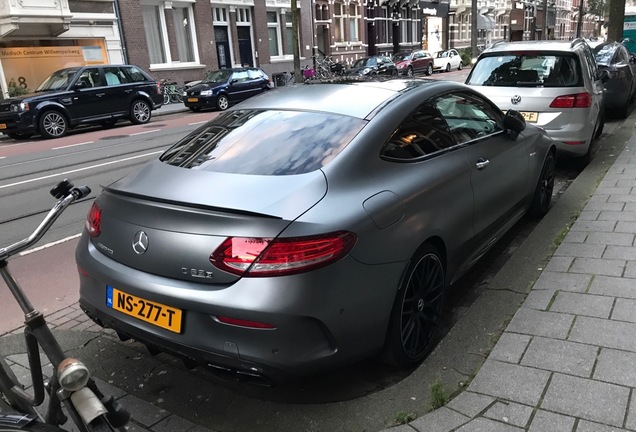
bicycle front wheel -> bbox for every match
[163,92,170,105]
[170,93,183,104]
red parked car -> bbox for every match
[393,50,435,76]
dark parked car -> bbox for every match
[76,80,556,381]
[0,65,162,140]
[183,68,271,112]
[348,56,398,76]
[393,50,435,76]
[594,42,636,118]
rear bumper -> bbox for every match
[75,234,404,379]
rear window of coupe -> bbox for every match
[160,109,366,175]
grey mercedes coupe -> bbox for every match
[76,79,556,382]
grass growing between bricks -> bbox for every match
[393,411,417,425]
[430,379,449,410]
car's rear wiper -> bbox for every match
[515,81,542,87]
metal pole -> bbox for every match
[471,0,478,59]
[542,0,548,39]
[291,0,301,82]
[577,0,584,38]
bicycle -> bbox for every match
[0,179,130,432]
[159,79,183,104]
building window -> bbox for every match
[237,7,251,23]
[334,2,345,42]
[283,13,295,55]
[141,2,200,67]
[267,11,281,57]
[349,3,360,42]
[213,7,227,22]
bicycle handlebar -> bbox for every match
[0,179,90,261]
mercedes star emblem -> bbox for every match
[132,231,149,255]
[511,95,522,105]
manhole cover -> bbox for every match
[100,135,129,140]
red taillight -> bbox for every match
[550,93,592,108]
[215,316,276,329]
[85,202,101,238]
[210,231,357,277]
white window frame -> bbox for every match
[141,0,202,71]
[349,2,360,43]
[333,1,345,43]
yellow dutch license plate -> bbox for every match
[106,286,182,333]
[0,124,6,129]
[187,97,198,102]
[519,111,538,123]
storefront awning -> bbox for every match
[477,14,496,30]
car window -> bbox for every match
[434,92,503,145]
[35,68,80,91]
[203,69,232,83]
[77,69,104,88]
[594,44,616,66]
[381,103,455,160]
[581,46,597,80]
[121,66,149,83]
[247,69,264,80]
[467,54,581,87]
[231,71,249,82]
[159,109,366,175]
[103,67,129,86]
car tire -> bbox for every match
[392,68,398,76]
[426,64,433,76]
[445,63,450,72]
[383,243,445,368]
[529,152,555,218]
[6,132,33,140]
[130,99,151,124]
[216,94,229,111]
[38,110,68,139]
[619,97,630,119]
[189,107,201,112]
[406,67,414,77]
[458,61,463,71]
[595,109,605,139]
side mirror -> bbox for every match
[503,109,526,136]
[597,69,610,83]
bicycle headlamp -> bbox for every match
[57,358,90,392]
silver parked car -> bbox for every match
[466,39,607,164]
[76,80,556,381]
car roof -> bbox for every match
[235,79,457,119]
[483,40,585,54]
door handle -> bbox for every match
[476,158,490,170]
[124,89,132,93]
[96,93,106,97]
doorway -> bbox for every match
[215,26,231,69]
[237,27,253,67]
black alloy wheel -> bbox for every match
[38,111,68,139]
[385,244,445,367]
[458,61,463,70]
[529,152,555,217]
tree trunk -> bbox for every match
[607,0,626,42]
[291,0,302,83]
[471,0,478,58]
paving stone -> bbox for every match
[522,290,555,310]
[446,391,495,418]
[408,406,469,432]
[595,187,633,195]
[520,336,597,377]
[590,194,610,203]
[569,258,625,277]
[563,231,588,243]
[544,257,574,272]
[489,333,532,364]
[380,425,416,432]
[624,261,636,279]
[593,348,636,387]
[569,316,636,352]
[586,232,635,246]
[605,245,636,261]
[609,194,636,203]
[541,373,630,427]
[578,210,600,221]
[528,410,576,432]
[506,309,574,339]
[468,360,550,406]
[152,415,213,432]
[554,243,605,258]
[550,292,614,319]
[599,211,636,222]
[577,420,631,432]
[590,276,636,299]
[117,394,170,427]
[92,376,127,399]
[455,417,524,431]
[570,220,616,233]
[585,201,626,212]
[627,394,636,430]
[614,221,636,233]
[483,401,533,428]
[531,271,591,293]
[611,298,636,323]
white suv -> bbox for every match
[466,38,607,163]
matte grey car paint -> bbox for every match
[76,79,555,378]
